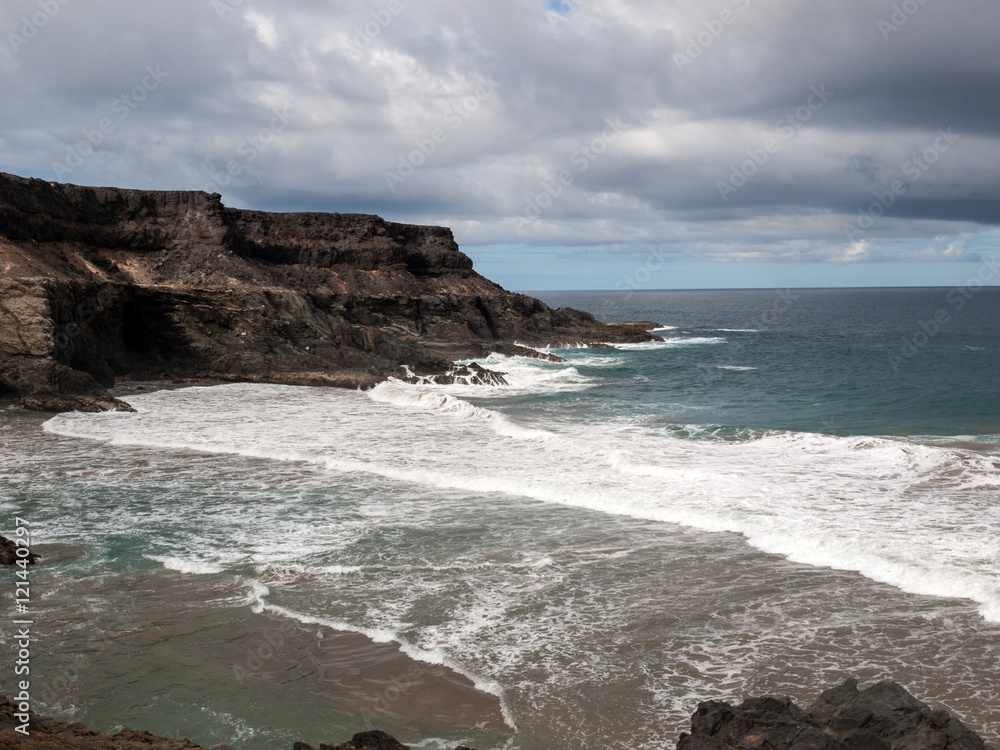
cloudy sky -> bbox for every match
[1,0,997,290]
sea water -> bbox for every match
[1,287,998,750]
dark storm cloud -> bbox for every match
[0,0,996,264]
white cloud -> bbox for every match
[0,0,996,272]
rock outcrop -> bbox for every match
[0,172,657,412]
[293,731,412,750]
[677,679,993,750]
[0,535,37,565]
[0,697,466,750]
[0,694,224,750]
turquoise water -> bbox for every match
[533,287,1000,439]
[2,287,999,750]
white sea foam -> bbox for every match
[445,353,597,395]
[557,354,626,367]
[243,577,519,731]
[146,555,226,575]
[612,336,727,350]
[43,381,1000,628]
[367,380,558,441]
[715,365,758,371]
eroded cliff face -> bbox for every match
[0,172,656,412]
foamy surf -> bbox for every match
[611,336,727,350]
[146,555,226,575]
[42,381,1000,624]
[367,380,559,441]
[244,578,519,731]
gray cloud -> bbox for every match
[1,0,996,270]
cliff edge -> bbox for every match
[0,172,656,412]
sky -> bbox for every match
[1,0,997,290]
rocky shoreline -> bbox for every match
[1,680,993,750]
[0,172,658,413]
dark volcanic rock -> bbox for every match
[0,172,659,412]
[399,361,508,386]
[677,679,993,750]
[0,694,208,750]
[0,535,38,565]
[295,731,410,750]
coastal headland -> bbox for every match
[0,172,657,412]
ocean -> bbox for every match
[2,287,999,750]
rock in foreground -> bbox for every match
[0,695,219,750]
[2,680,993,750]
[0,697,468,750]
[293,731,410,750]
[678,679,993,750]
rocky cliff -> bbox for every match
[0,172,656,412]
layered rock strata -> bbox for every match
[0,172,656,412]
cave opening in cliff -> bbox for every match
[119,292,188,367]
[0,378,17,400]
[122,299,155,355]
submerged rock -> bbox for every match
[0,172,659,412]
[0,534,38,565]
[677,679,994,750]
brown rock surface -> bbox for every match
[0,172,658,412]
[0,535,37,565]
[0,694,209,750]
[293,731,410,750]
[677,679,994,750]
